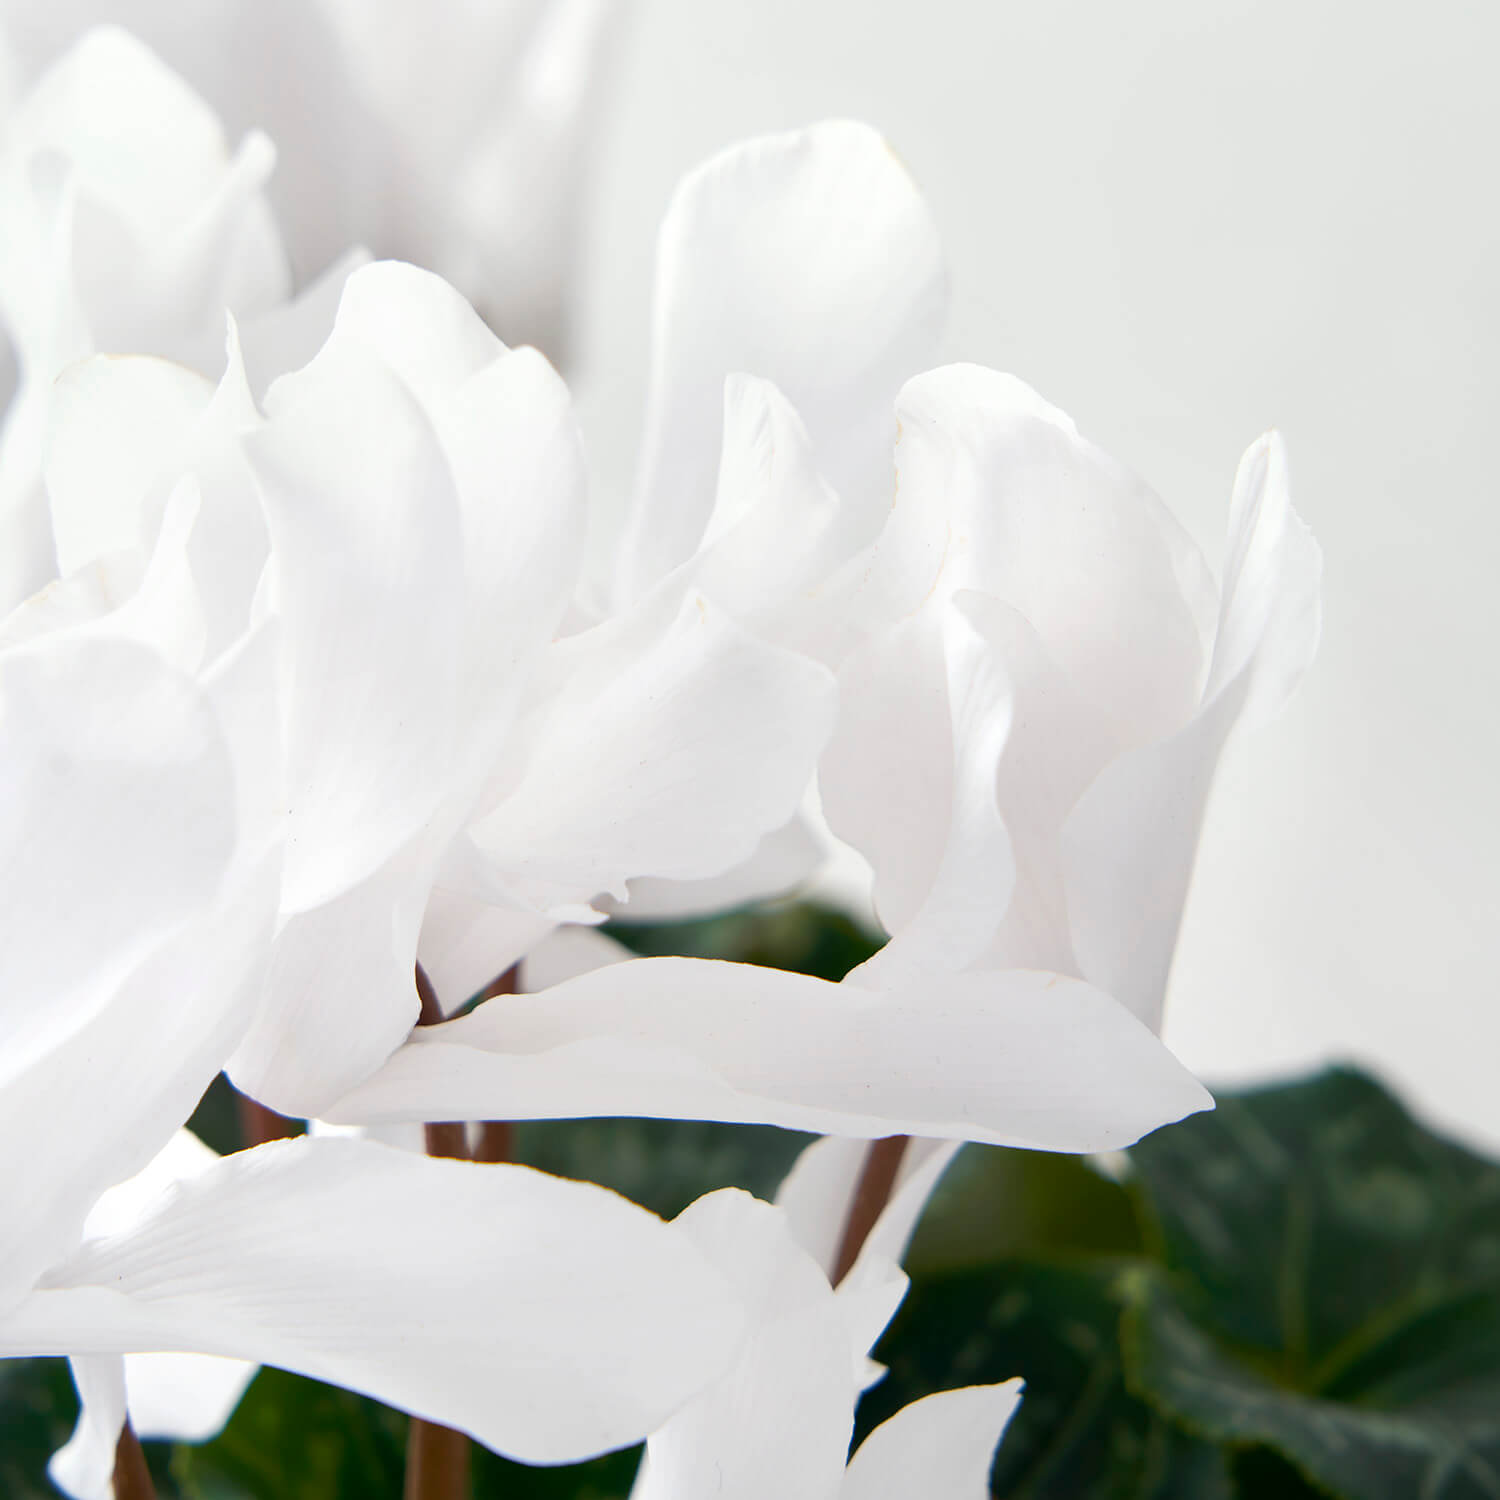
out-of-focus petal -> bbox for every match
[617,120,946,603]
[125,1353,258,1443]
[840,1382,1023,1500]
[43,354,212,575]
[4,1137,745,1465]
[327,956,1212,1151]
[469,593,835,906]
[47,1357,123,1500]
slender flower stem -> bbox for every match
[406,963,473,1500]
[235,1091,298,1149]
[403,1420,470,1500]
[831,1135,910,1286]
[113,1421,156,1500]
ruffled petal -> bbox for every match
[617,120,946,602]
[4,1137,746,1465]
[853,365,1216,754]
[821,600,1014,976]
[0,636,268,1308]
[252,328,465,912]
[1062,432,1322,1032]
[469,592,835,906]
[227,858,429,1117]
[840,1382,1023,1500]
[633,1189,860,1500]
[327,956,1212,1152]
[604,814,826,922]
[47,1357,124,1500]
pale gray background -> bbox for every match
[569,0,1499,1147]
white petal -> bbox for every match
[236,247,371,401]
[822,600,1014,977]
[328,956,1212,1151]
[5,1138,745,1465]
[854,365,1216,753]
[1205,431,1323,724]
[418,884,558,1012]
[635,1189,858,1500]
[0,637,262,1307]
[1061,434,1322,1033]
[604,814,826,922]
[617,120,946,602]
[469,592,835,903]
[429,0,626,355]
[519,923,633,992]
[252,330,465,912]
[44,354,213,576]
[227,858,429,1117]
[322,263,588,807]
[125,1353,257,1443]
[75,1130,259,1444]
[841,1381,1023,1500]
[48,1357,124,1500]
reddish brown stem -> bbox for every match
[113,1422,157,1500]
[236,1092,297,1150]
[406,962,477,1500]
[403,1416,470,1500]
[831,1135,910,1286]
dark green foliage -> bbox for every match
[0,1359,86,1499]
[871,1066,1500,1499]
[605,898,884,982]
[512,1115,811,1220]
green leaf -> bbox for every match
[906,1146,1141,1275]
[605,899,884,983]
[1119,1068,1500,1500]
[860,1261,1232,1499]
[0,1358,82,1498]
[473,1445,641,1499]
[511,1116,812,1221]
[173,1369,405,1500]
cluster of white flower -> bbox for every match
[0,11,1320,1500]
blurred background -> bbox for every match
[569,0,1499,1150]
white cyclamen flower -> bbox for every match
[326,124,1219,1154]
[1,33,837,1121]
[0,1,621,352]
[0,27,287,613]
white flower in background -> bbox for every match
[1,1129,747,1500]
[0,0,622,353]
[0,27,287,612]
[0,33,837,1121]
